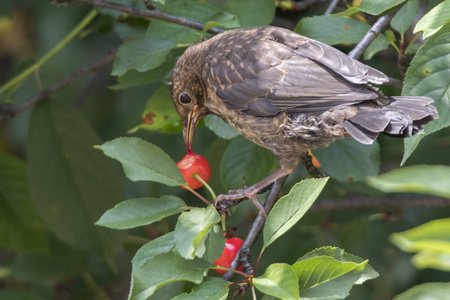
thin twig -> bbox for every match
[309,196,450,212]
[324,0,339,16]
[348,5,404,59]
[0,52,116,128]
[222,176,288,281]
[66,0,224,35]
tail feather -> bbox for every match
[342,96,438,144]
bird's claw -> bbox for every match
[215,188,267,218]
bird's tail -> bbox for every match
[342,96,438,144]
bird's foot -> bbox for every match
[215,186,268,218]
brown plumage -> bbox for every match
[170,26,438,206]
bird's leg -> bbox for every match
[215,168,293,216]
[300,151,326,178]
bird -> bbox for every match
[170,26,438,209]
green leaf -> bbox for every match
[391,0,418,34]
[295,16,389,59]
[414,0,450,38]
[147,0,227,44]
[402,24,450,164]
[204,115,239,140]
[172,277,229,300]
[112,58,176,90]
[366,165,450,198]
[98,137,185,186]
[132,232,176,269]
[390,218,450,253]
[129,252,212,300]
[293,256,367,299]
[263,178,329,249]
[394,282,450,300]
[203,12,240,32]
[385,29,397,44]
[0,289,51,300]
[224,0,275,28]
[390,219,450,271]
[129,85,183,134]
[313,139,380,182]
[253,264,299,300]
[0,153,48,253]
[330,7,360,17]
[175,205,221,259]
[297,247,379,285]
[11,236,85,283]
[96,195,186,229]
[203,225,226,264]
[28,100,124,254]
[112,37,176,76]
[220,136,275,190]
[358,0,407,15]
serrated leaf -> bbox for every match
[293,256,367,299]
[253,264,299,300]
[147,0,226,44]
[131,232,175,272]
[129,252,212,300]
[313,139,380,182]
[0,153,48,253]
[391,0,418,34]
[112,37,175,76]
[414,0,450,38]
[394,282,450,300]
[172,277,229,300]
[112,58,175,90]
[390,218,450,253]
[297,247,378,285]
[366,165,450,198]
[203,12,240,32]
[263,178,328,249]
[224,0,275,28]
[175,205,221,259]
[358,0,407,15]
[204,115,239,140]
[96,195,185,229]
[28,100,124,254]
[203,225,226,264]
[130,85,182,133]
[99,137,185,186]
[220,136,275,190]
[402,24,450,164]
[295,16,389,59]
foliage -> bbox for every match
[0,0,449,299]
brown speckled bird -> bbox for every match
[170,26,438,204]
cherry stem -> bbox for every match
[214,266,249,278]
[253,248,264,276]
[251,284,257,300]
[193,172,216,200]
[220,214,227,232]
[183,185,211,206]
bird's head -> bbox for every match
[170,46,210,151]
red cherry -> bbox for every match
[214,237,244,274]
[177,152,211,189]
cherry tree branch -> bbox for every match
[57,0,224,35]
[0,52,115,128]
[348,5,403,60]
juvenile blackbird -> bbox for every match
[170,26,438,205]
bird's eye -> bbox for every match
[180,93,191,104]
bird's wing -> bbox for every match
[203,27,388,116]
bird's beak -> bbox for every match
[183,105,201,152]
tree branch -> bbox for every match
[348,5,403,60]
[309,196,450,212]
[66,0,224,35]
[324,0,339,16]
[222,176,288,281]
[0,52,115,128]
